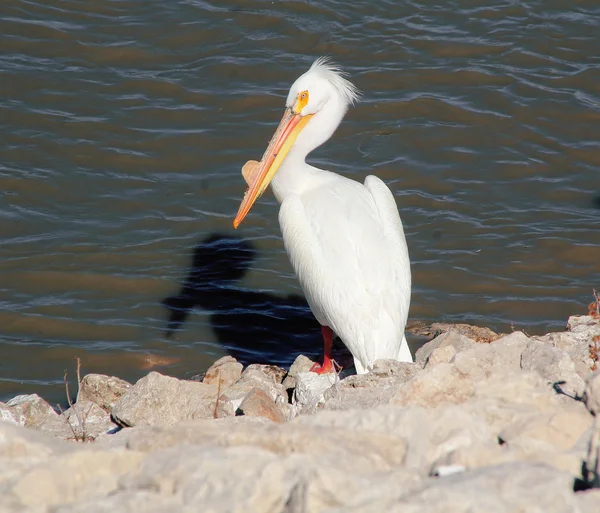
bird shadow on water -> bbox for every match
[161,233,351,370]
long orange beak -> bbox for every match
[233,108,313,228]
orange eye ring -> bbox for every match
[295,90,309,113]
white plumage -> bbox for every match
[234,57,412,373]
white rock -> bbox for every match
[292,371,338,414]
[111,372,219,427]
[77,374,132,412]
[415,331,477,366]
[5,394,58,428]
[521,340,585,398]
[216,367,288,418]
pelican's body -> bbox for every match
[234,58,412,373]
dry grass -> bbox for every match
[588,289,600,319]
[56,357,94,442]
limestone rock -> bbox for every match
[215,367,287,418]
[499,402,593,452]
[202,355,243,392]
[0,417,74,462]
[583,370,600,416]
[392,363,475,408]
[521,340,586,398]
[116,415,407,471]
[39,400,118,441]
[534,315,600,376]
[340,462,577,513]
[122,445,296,512]
[452,331,530,382]
[77,374,132,412]
[9,449,144,510]
[0,401,17,424]
[244,363,287,384]
[584,417,600,488]
[466,371,568,436]
[238,387,286,423]
[0,420,78,506]
[322,360,419,411]
[53,491,181,513]
[576,489,600,513]
[415,331,477,366]
[412,322,501,343]
[111,372,219,427]
[5,394,58,428]
[427,345,457,365]
[282,354,315,389]
[293,371,338,414]
[371,359,421,378]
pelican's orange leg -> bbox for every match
[310,326,335,374]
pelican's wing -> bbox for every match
[364,175,412,348]
[279,176,410,370]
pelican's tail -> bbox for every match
[397,334,413,363]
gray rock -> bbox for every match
[521,340,586,398]
[583,370,600,416]
[202,356,243,392]
[215,367,288,418]
[415,331,477,366]
[5,394,58,428]
[111,372,219,427]
[76,374,131,412]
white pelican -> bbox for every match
[233,57,412,373]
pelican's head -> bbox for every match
[233,57,360,228]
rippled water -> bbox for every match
[2,0,599,403]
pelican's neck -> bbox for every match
[271,97,347,203]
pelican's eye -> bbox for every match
[294,90,310,113]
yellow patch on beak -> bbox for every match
[233,100,313,228]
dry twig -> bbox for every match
[56,357,93,442]
[213,375,223,419]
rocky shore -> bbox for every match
[2,313,600,512]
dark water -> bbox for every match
[2,0,599,404]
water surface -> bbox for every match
[2,0,599,403]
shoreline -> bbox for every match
[1,312,600,512]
